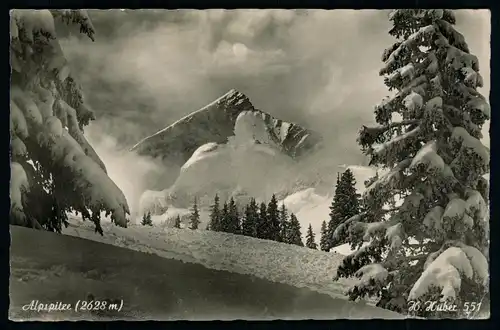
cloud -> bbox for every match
[60,9,491,187]
[85,124,167,215]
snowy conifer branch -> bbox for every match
[358,119,420,149]
[370,126,421,166]
[51,9,96,41]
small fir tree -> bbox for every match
[189,197,201,230]
[209,194,221,231]
[287,213,304,247]
[327,169,361,249]
[173,215,181,229]
[220,201,230,232]
[141,211,153,226]
[242,198,259,237]
[320,220,329,251]
[305,224,317,249]
[227,197,241,234]
[278,203,289,242]
[256,202,268,239]
[267,194,280,241]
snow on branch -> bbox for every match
[446,45,479,72]
[464,189,488,221]
[51,9,96,41]
[12,87,129,228]
[409,247,471,301]
[331,212,368,245]
[363,158,411,206]
[385,223,404,250]
[358,217,404,253]
[409,244,488,301]
[371,126,421,163]
[435,19,469,53]
[409,140,445,174]
[399,191,424,215]
[375,76,428,124]
[402,92,424,114]
[461,67,483,89]
[334,238,387,281]
[347,263,390,299]
[423,206,444,236]
[451,127,490,165]
[10,101,29,139]
[10,9,57,43]
[467,97,491,120]
[11,136,28,159]
[358,119,419,148]
[11,86,43,126]
[58,99,107,173]
[442,197,473,232]
[354,263,389,286]
[381,24,436,75]
[10,162,30,225]
[382,41,403,62]
[40,127,129,227]
[460,245,489,287]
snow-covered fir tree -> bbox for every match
[189,197,200,230]
[266,194,280,241]
[333,9,490,317]
[173,215,181,229]
[320,220,329,251]
[208,194,221,232]
[278,203,289,242]
[287,214,304,247]
[256,202,267,239]
[10,10,130,234]
[220,201,230,232]
[242,198,258,237]
[227,197,241,234]
[305,224,317,250]
[327,169,360,249]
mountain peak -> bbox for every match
[214,89,252,110]
[131,90,322,169]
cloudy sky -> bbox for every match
[60,9,490,168]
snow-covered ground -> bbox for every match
[64,216,360,301]
[11,225,404,320]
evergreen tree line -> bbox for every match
[207,194,307,247]
[203,169,361,252]
[141,169,361,252]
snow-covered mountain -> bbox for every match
[131,89,322,166]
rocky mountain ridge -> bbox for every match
[131,89,322,165]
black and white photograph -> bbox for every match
[9,9,490,320]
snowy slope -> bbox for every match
[64,216,362,301]
[131,89,321,165]
[11,225,403,320]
